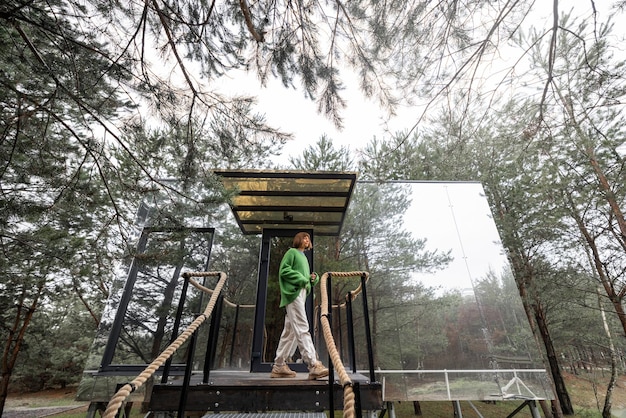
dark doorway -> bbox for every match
[250,228,314,373]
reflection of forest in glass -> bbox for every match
[308,182,541,368]
[81,181,550,401]
[361,270,539,372]
[309,182,550,400]
[101,229,215,368]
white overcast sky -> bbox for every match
[216,68,397,164]
[402,182,510,294]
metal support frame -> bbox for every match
[360,273,376,383]
[228,305,241,367]
[327,273,335,415]
[346,294,357,373]
[342,274,375,381]
[453,400,463,417]
[354,381,363,418]
[326,271,379,417]
[204,294,224,383]
[379,400,542,418]
[177,272,215,418]
[98,227,214,375]
[161,275,191,383]
[506,400,541,418]
[177,323,198,418]
[99,230,151,369]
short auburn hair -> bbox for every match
[292,232,312,250]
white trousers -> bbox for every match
[274,288,318,367]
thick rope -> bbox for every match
[102,271,227,418]
[188,277,254,309]
[319,271,370,418]
[330,270,369,309]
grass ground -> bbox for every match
[5,371,626,417]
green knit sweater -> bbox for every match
[278,248,319,308]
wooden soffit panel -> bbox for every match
[215,170,357,236]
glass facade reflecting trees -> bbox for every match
[77,181,552,403]
[315,181,552,401]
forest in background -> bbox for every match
[1,0,626,417]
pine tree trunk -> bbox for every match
[516,278,567,417]
[0,286,43,416]
[534,304,574,415]
[489,188,574,415]
[0,370,9,415]
[539,399,554,418]
[413,401,422,415]
[568,191,626,337]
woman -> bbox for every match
[270,232,329,380]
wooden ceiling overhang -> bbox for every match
[215,170,358,236]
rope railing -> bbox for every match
[188,277,255,309]
[103,269,369,418]
[102,271,227,418]
[319,271,370,418]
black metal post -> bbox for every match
[337,300,344,361]
[506,400,530,418]
[100,230,150,369]
[346,292,357,373]
[228,305,240,367]
[162,274,191,383]
[177,318,199,418]
[250,233,270,371]
[203,294,224,383]
[326,273,334,415]
[360,273,376,382]
[354,381,363,418]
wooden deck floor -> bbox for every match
[149,370,383,413]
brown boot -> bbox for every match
[308,362,329,380]
[270,364,297,378]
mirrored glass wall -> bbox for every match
[326,181,552,401]
[77,181,552,403]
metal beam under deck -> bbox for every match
[149,370,382,414]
